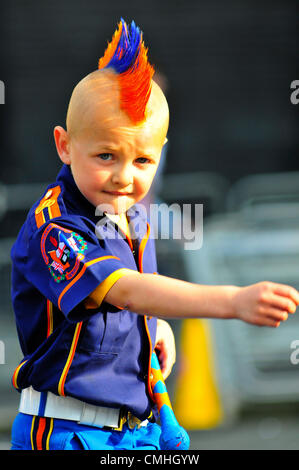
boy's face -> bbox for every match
[55,71,169,215]
[67,109,166,215]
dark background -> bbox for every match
[0,2,298,448]
[0,0,298,186]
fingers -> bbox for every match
[261,318,281,328]
[156,346,175,380]
[265,294,297,314]
[251,313,283,328]
[258,282,299,314]
[272,284,299,306]
[258,306,289,322]
[257,309,288,328]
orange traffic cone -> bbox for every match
[173,319,223,429]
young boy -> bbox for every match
[10,19,299,450]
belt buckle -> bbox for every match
[113,409,142,431]
[127,411,142,430]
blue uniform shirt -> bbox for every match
[11,164,158,420]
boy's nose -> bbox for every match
[111,164,133,187]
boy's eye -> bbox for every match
[98,153,113,161]
[136,157,150,164]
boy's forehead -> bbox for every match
[66,70,169,142]
[79,118,165,160]
[66,70,121,133]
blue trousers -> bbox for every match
[11,412,161,450]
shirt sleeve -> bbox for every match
[25,218,135,318]
[84,268,136,310]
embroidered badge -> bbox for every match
[41,224,88,283]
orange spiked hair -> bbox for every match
[98,19,155,124]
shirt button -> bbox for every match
[45,189,53,199]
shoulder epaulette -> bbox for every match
[34,185,62,229]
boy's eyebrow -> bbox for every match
[92,142,121,152]
[93,142,159,160]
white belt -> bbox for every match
[19,387,146,430]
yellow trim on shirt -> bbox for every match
[30,415,36,450]
[58,321,83,396]
[84,268,136,310]
[46,418,54,450]
[84,213,134,309]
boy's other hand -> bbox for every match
[154,319,176,380]
[232,281,299,327]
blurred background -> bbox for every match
[0,0,298,450]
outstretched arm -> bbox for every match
[87,271,299,327]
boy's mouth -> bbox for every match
[103,190,132,196]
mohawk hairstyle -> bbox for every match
[98,18,155,124]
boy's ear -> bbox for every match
[53,126,71,165]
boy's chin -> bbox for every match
[95,199,133,215]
